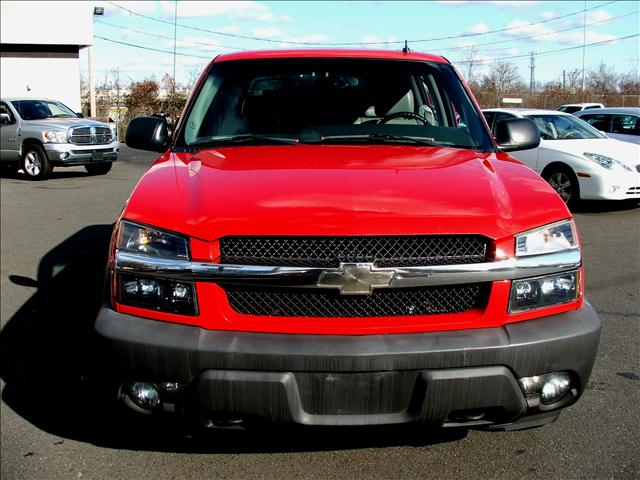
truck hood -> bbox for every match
[23,118,112,129]
[541,138,640,167]
[123,145,570,242]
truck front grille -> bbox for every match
[225,284,488,317]
[70,126,113,145]
[220,235,489,268]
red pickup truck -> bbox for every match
[96,49,601,431]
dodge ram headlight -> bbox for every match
[510,220,581,313]
[42,130,69,143]
[583,152,632,172]
[110,124,118,141]
[116,221,197,315]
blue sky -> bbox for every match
[82,0,640,88]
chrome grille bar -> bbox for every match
[115,248,581,289]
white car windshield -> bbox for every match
[526,114,607,140]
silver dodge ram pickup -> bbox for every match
[0,98,118,180]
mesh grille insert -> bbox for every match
[225,284,488,318]
[220,236,489,268]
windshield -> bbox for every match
[177,58,493,151]
[526,114,608,140]
[12,100,77,120]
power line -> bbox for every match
[453,32,639,64]
[95,19,243,51]
[94,35,211,58]
[106,0,617,46]
[429,9,638,54]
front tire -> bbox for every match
[85,162,112,175]
[543,167,580,206]
[22,144,52,180]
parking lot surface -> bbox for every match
[1,146,638,480]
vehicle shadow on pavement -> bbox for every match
[571,199,639,214]
[0,225,468,453]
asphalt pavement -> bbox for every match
[1,145,638,480]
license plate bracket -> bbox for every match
[91,151,104,161]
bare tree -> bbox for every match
[586,62,619,101]
[562,68,582,93]
[480,61,524,97]
[618,70,640,95]
[186,63,207,91]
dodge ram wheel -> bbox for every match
[85,162,112,175]
[22,144,52,180]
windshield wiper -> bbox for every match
[314,134,437,146]
[190,134,299,147]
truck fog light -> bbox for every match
[519,371,573,405]
[509,271,579,313]
[60,152,70,160]
[128,382,160,411]
[541,372,571,405]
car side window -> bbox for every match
[580,114,610,132]
[611,115,640,136]
[0,102,16,124]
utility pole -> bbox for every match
[562,70,566,92]
[529,51,536,93]
[173,0,177,87]
[89,6,104,117]
[581,0,587,97]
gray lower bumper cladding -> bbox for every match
[95,303,601,428]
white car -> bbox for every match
[556,103,604,114]
[483,108,640,204]
[574,107,640,145]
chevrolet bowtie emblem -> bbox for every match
[317,263,395,295]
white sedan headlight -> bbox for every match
[42,130,69,143]
[583,152,632,172]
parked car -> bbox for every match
[483,108,640,205]
[0,98,118,179]
[574,107,640,145]
[556,103,604,113]
[96,49,601,432]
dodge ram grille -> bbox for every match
[70,126,113,145]
[220,235,489,268]
[225,284,488,317]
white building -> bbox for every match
[0,2,94,112]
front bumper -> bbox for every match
[95,303,601,428]
[578,167,640,200]
[44,142,118,166]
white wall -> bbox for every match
[0,57,82,112]
[1,1,93,46]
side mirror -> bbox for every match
[76,112,84,118]
[0,113,11,124]
[125,116,171,153]
[495,118,540,152]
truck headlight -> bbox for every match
[583,152,632,172]
[515,220,578,257]
[110,125,118,141]
[511,220,581,313]
[42,130,69,143]
[117,221,189,259]
[509,271,580,313]
[116,221,197,315]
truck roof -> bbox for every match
[214,49,449,64]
